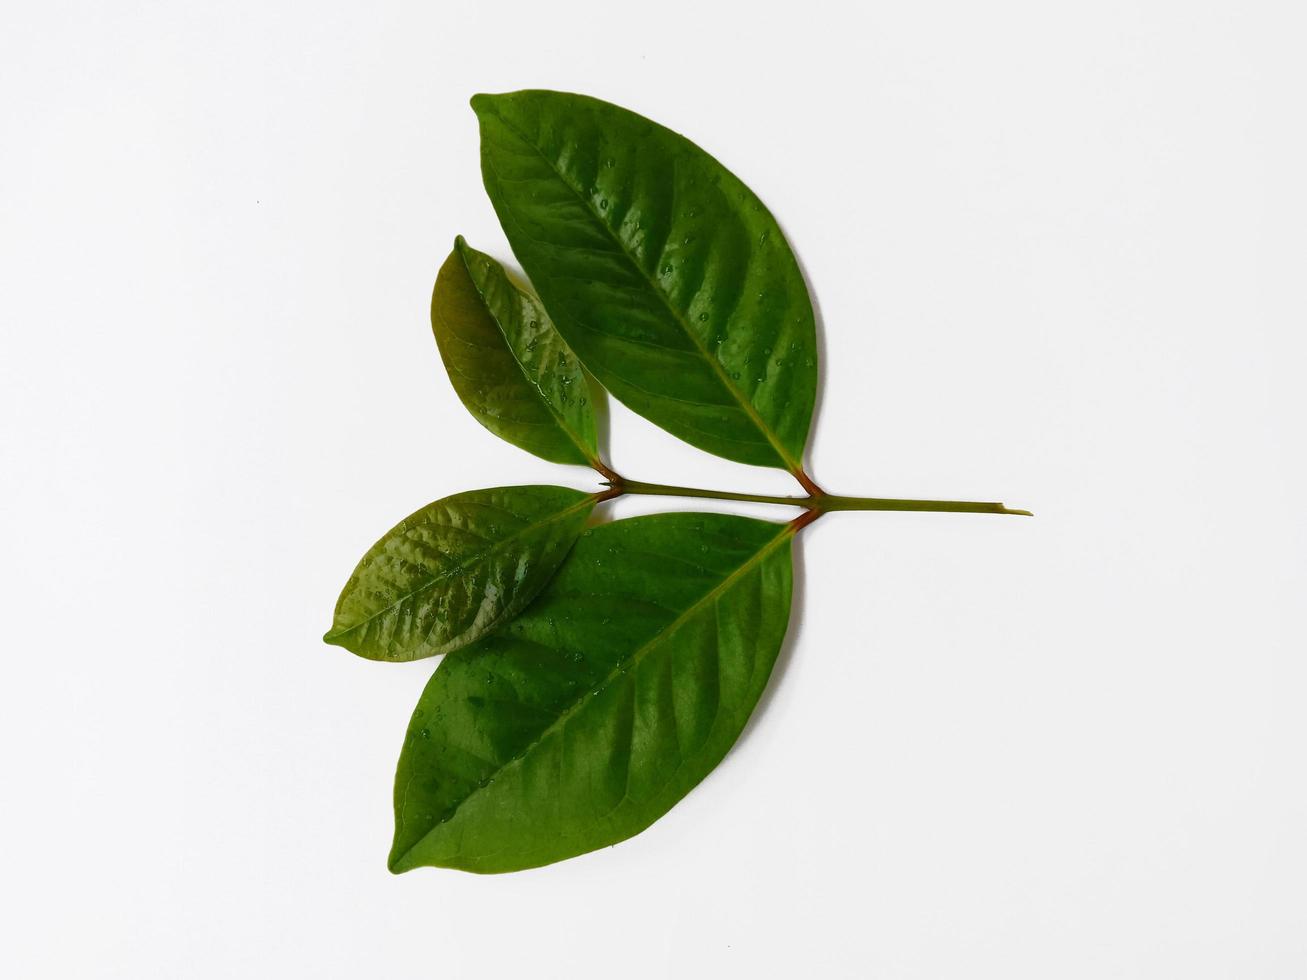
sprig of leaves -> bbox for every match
[326,90,1030,875]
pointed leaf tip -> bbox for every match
[386,847,407,874]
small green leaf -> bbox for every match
[389,511,794,873]
[432,237,600,466]
[472,90,817,474]
[325,486,596,662]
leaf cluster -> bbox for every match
[326,90,1026,874]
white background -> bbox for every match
[3,1,1304,976]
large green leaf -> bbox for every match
[324,486,596,662]
[472,90,817,474]
[431,237,599,467]
[389,511,794,873]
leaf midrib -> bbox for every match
[327,493,595,646]
[393,520,793,866]
[483,105,800,472]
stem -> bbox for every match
[615,479,812,508]
[820,495,1033,517]
[609,479,1031,517]
[788,507,824,533]
[792,466,824,497]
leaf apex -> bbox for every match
[451,234,474,264]
[469,92,497,116]
[387,843,416,874]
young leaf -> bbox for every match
[389,512,794,874]
[472,90,817,474]
[324,486,597,662]
[432,237,600,467]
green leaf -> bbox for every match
[431,237,600,467]
[471,90,817,474]
[389,511,794,873]
[324,486,596,662]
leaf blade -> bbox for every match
[325,485,596,662]
[432,238,599,466]
[472,90,817,472]
[390,511,793,873]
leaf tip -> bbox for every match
[451,234,473,265]
[469,92,496,116]
[387,843,416,875]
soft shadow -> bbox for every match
[730,223,825,748]
[586,368,612,466]
[775,219,829,479]
[734,524,810,751]
[584,500,618,530]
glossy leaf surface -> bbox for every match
[325,486,596,662]
[472,90,817,472]
[431,237,599,466]
[390,512,794,873]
